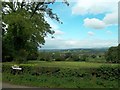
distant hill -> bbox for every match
[39,48,108,53]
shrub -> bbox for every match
[2,64,60,75]
[96,65,120,80]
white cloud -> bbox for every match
[72,0,119,15]
[84,12,118,29]
[72,0,118,29]
[88,31,95,36]
[84,18,106,29]
[54,30,64,35]
[41,38,118,49]
[106,31,112,34]
[103,12,118,25]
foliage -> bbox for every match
[96,65,120,80]
[3,62,119,80]
[15,49,28,64]
[2,1,69,63]
[91,54,96,58]
[27,52,38,60]
[118,44,120,62]
[105,45,119,63]
[2,9,52,62]
[80,54,89,61]
[3,72,119,88]
[38,51,103,62]
[3,62,119,88]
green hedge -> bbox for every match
[2,64,119,80]
[2,64,60,75]
[96,65,120,80]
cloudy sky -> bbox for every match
[41,0,119,49]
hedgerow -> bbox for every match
[2,64,119,80]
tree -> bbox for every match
[2,0,69,63]
[72,54,79,61]
[105,46,118,63]
[80,55,88,61]
[91,55,96,59]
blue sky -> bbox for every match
[41,0,119,49]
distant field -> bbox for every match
[29,61,118,68]
[3,61,118,69]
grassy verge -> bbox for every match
[3,72,118,88]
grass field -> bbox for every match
[3,61,118,69]
[29,61,118,68]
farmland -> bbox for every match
[2,48,120,88]
[2,1,119,89]
[3,61,118,69]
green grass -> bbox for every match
[27,61,118,69]
[3,73,118,88]
[2,61,119,88]
[88,57,106,63]
[3,61,118,69]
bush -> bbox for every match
[2,64,60,75]
[2,64,13,73]
[2,63,92,79]
[96,65,120,80]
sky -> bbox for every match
[41,0,119,49]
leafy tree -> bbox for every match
[2,0,69,63]
[105,46,118,63]
[91,55,96,59]
[80,55,88,61]
[73,55,79,61]
[64,52,72,59]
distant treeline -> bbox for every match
[37,50,105,62]
[3,45,119,63]
[37,45,119,63]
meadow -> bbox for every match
[3,61,117,68]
